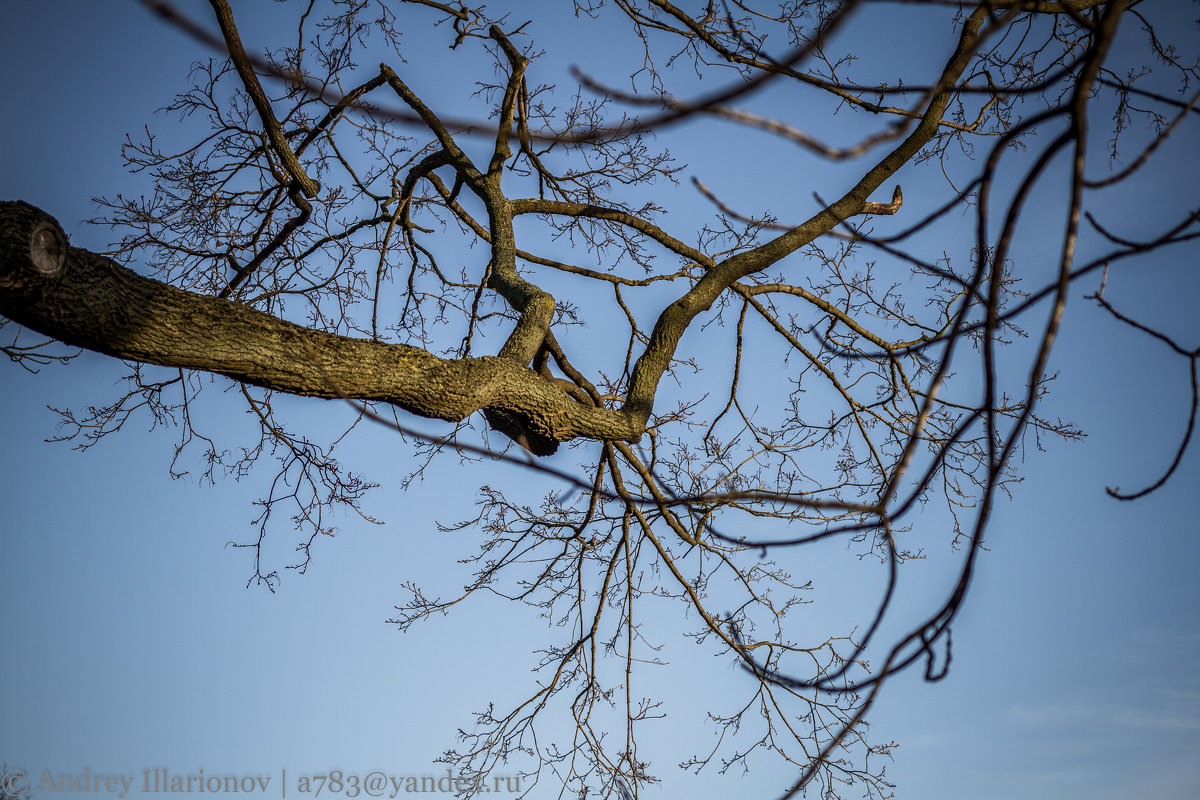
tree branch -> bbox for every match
[0,202,639,454]
[208,0,320,198]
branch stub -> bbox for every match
[30,222,65,277]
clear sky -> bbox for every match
[2,3,1198,800]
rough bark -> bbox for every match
[0,201,640,454]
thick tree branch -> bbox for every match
[0,202,639,454]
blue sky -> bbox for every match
[2,2,1198,799]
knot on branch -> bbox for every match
[0,200,68,291]
[0,200,69,311]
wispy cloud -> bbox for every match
[1007,697,1200,733]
